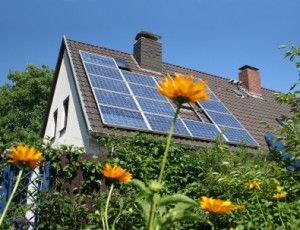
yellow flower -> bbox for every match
[232,205,246,211]
[156,73,210,104]
[200,196,242,214]
[100,164,132,183]
[276,186,284,191]
[245,181,262,189]
[7,145,44,169]
[273,192,287,199]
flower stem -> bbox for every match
[104,183,114,230]
[148,104,182,230]
[0,169,23,226]
[158,105,181,184]
[277,200,286,229]
[254,190,267,226]
[101,217,106,230]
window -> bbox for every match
[52,109,58,139]
[114,58,130,70]
[61,97,69,131]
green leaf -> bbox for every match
[159,194,198,207]
[131,179,151,194]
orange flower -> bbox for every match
[245,181,262,189]
[200,196,243,214]
[273,192,287,199]
[100,164,132,183]
[156,73,210,104]
[7,145,44,169]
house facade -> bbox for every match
[42,31,289,153]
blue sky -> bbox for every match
[1,0,299,93]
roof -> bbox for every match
[42,37,290,149]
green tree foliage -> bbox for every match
[0,64,53,147]
[274,44,300,155]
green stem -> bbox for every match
[158,105,181,184]
[277,200,286,229]
[209,215,216,230]
[254,190,267,226]
[148,104,182,230]
[101,217,106,230]
[148,193,158,230]
[0,169,23,226]
[104,183,114,230]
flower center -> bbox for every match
[173,96,190,104]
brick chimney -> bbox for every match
[133,31,162,73]
[238,65,262,96]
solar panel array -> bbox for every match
[80,51,259,147]
[197,86,258,146]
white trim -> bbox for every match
[64,36,92,131]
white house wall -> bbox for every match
[44,50,100,153]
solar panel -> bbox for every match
[145,114,190,136]
[208,91,219,101]
[99,105,148,129]
[129,83,167,101]
[89,74,130,94]
[220,126,258,146]
[183,120,221,140]
[206,111,243,129]
[80,51,259,147]
[122,70,157,87]
[137,98,176,116]
[94,89,138,110]
[81,52,117,68]
[85,63,123,80]
[198,101,230,114]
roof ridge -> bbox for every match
[65,37,131,56]
[162,62,231,81]
[163,62,281,93]
[66,37,280,93]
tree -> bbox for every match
[0,64,53,148]
[275,44,300,155]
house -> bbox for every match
[41,31,289,153]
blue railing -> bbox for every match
[0,162,50,229]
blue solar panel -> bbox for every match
[145,114,190,136]
[89,75,130,94]
[129,83,167,101]
[183,120,221,140]
[198,101,230,114]
[94,89,138,110]
[80,51,258,146]
[220,126,258,146]
[85,63,123,80]
[100,105,148,129]
[208,91,219,101]
[122,70,157,87]
[81,52,117,68]
[137,98,175,116]
[206,111,243,129]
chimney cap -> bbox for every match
[239,65,259,71]
[135,31,162,41]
